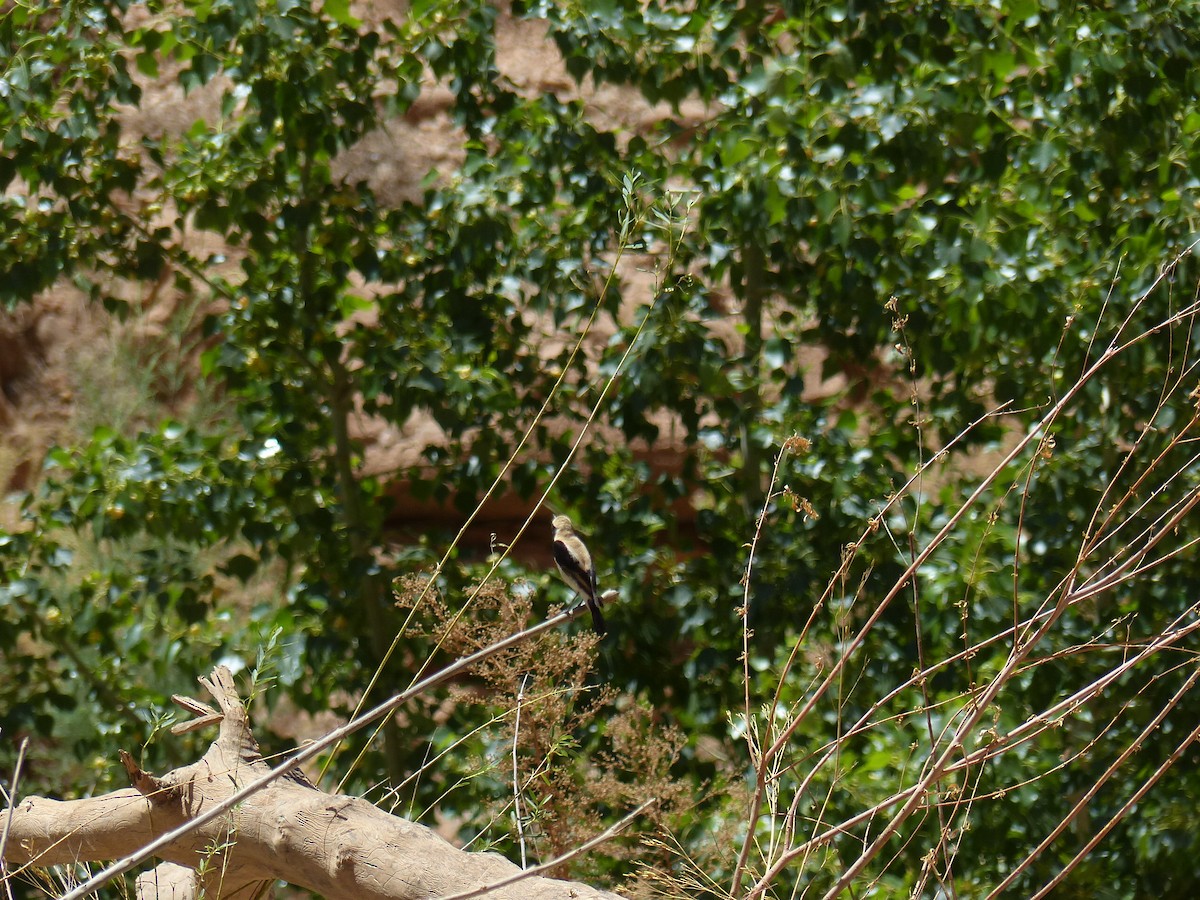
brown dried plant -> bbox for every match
[394,575,697,884]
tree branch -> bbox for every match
[1,665,623,900]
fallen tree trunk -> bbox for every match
[1,666,623,899]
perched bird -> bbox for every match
[551,514,607,635]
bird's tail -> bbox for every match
[588,598,607,636]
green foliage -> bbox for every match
[4,0,1200,895]
[0,2,158,309]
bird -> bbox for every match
[550,514,607,635]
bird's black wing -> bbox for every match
[553,538,597,597]
[552,538,580,580]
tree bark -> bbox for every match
[1,666,622,900]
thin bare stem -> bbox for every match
[0,737,29,900]
[738,440,802,858]
[730,401,1015,893]
[743,607,1200,898]
[512,673,532,869]
[739,247,1200,898]
[1027,716,1200,900]
[987,665,1200,897]
[811,263,1200,896]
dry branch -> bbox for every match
[1,666,622,900]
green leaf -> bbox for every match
[323,0,362,28]
[136,51,159,79]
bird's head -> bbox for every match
[551,514,573,532]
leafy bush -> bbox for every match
[4,1,1200,895]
